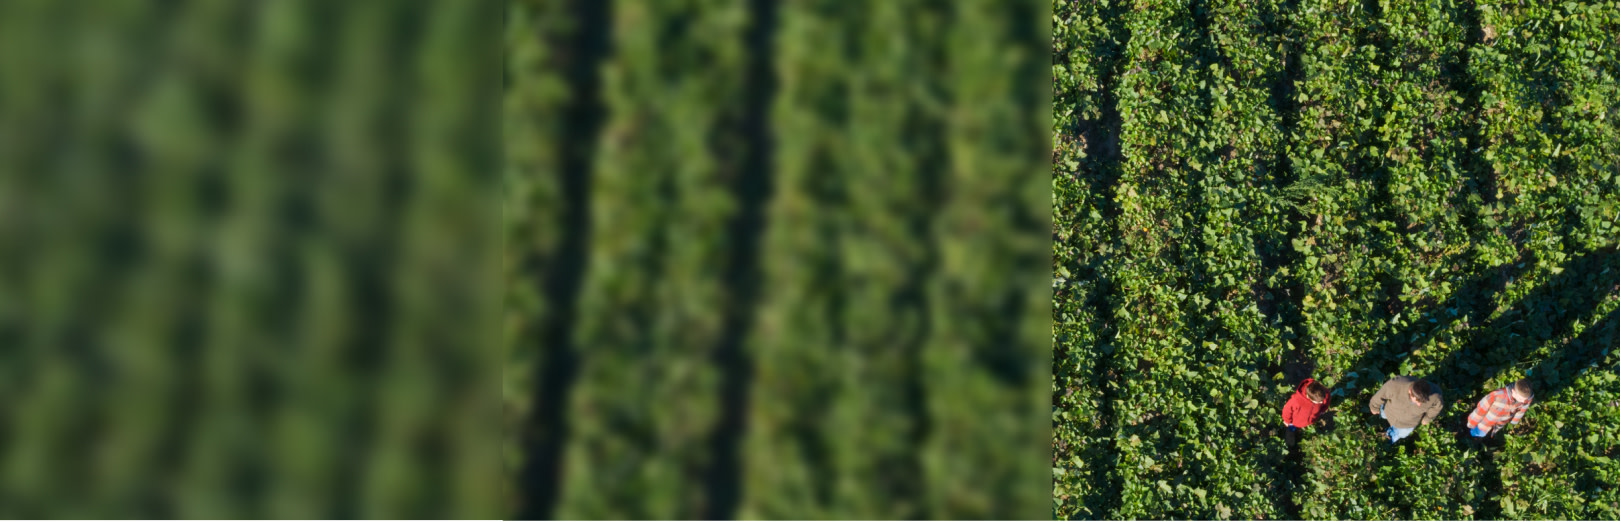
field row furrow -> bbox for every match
[1053,0,1618,518]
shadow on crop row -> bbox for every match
[513,0,610,519]
[1054,0,1133,517]
[1325,246,1615,518]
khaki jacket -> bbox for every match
[1368,376,1443,429]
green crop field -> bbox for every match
[0,1,500,518]
[2,0,1055,518]
[1053,0,1617,519]
[506,0,1050,519]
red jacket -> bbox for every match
[1281,378,1330,428]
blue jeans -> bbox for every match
[1380,405,1415,443]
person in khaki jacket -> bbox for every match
[1368,375,1443,444]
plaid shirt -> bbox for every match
[1467,387,1531,433]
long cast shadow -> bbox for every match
[1338,255,1529,393]
[1338,248,1614,433]
[1339,0,1611,428]
[1474,304,1618,520]
[1431,248,1617,407]
[1325,1,1614,508]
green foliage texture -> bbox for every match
[0,0,502,518]
[1053,0,1618,519]
[507,0,1051,519]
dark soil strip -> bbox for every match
[1342,0,1413,330]
[1182,0,1215,348]
[1071,6,1129,216]
[895,120,942,520]
[1068,0,1132,516]
[1263,0,1311,516]
[1453,0,1492,218]
[1183,0,1221,308]
[884,6,953,514]
[700,0,778,517]
[513,0,610,518]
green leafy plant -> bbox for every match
[1053,0,1618,519]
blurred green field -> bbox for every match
[0,1,501,518]
[1052,0,1618,519]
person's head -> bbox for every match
[1512,379,1533,402]
[1408,379,1434,405]
[1303,381,1329,404]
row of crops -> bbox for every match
[1054,0,1617,519]
[506,0,1050,519]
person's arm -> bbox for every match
[1282,396,1301,426]
[1468,391,1498,428]
[1508,400,1530,426]
[1368,380,1391,414]
[1420,399,1442,425]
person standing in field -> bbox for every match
[1466,379,1534,439]
[1368,376,1442,444]
[1280,378,1331,450]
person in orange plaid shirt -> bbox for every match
[1466,379,1533,438]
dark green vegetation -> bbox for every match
[0,1,500,518]
[506,0,1050,519]
[1053,0,1617,519]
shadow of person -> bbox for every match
[1430,248,1615,409]
[1333,247,1615,439]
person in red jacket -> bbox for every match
[1280,378,1331,449]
